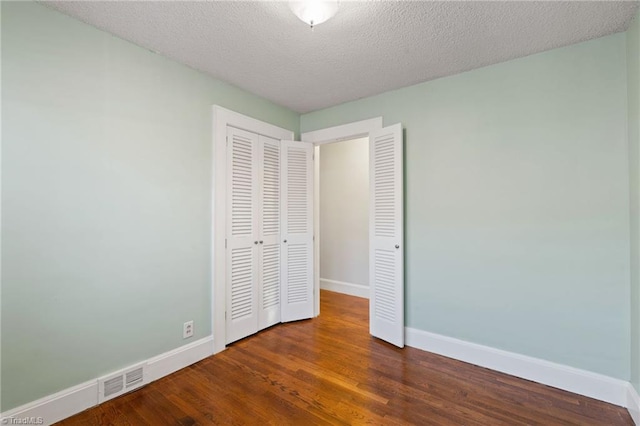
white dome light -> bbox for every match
[289,0,339,28]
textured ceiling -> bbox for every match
[44,1,639,113]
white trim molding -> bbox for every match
[628,383,640,425]
[405,328,630,408]
[0,336,214,426]
[211,106,294,354]
[302,117,383,145]
[146,335,214,382]
[0,380,97,426]
[320,278,369,299]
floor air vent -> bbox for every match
[126,366,144,388]
[103,375,124,399]
[98,363,147,403]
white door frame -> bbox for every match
[300,117,384,316]
[212,106,293,354]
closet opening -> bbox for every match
[318,137,371,306]
[307,120,405,348]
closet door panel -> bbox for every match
[369,123,404,348]
[226,127,259,344]
[280,140,314,322]
[258,136,281,329]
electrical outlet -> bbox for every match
[183,321,194,339]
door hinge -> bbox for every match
[226,136,228,146]
[225,238,227,249]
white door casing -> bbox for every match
[369,123,404,348]
[280,140,315,322]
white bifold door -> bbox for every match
[226,128,314,344]
[369,123,405,348]
[280,141,314,322]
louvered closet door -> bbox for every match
[369,123,404,348]
[280,141,314,322]
[258,135,281,329]
[226,127,259,344]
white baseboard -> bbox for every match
[628,383,640,425]
[0,380,98,426]
[405,327,629,408]
[0,336,214,426]
[147,335,215,382]
[320,278,369,299]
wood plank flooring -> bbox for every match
[58,290,633,425]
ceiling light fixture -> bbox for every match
[289,0,338,29]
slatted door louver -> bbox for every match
[280,140,314,322]
[259,136,281,329]
[369,123,405,348]
[226,127,259,344]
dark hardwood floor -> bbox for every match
[58,290,633,425]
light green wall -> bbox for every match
[2,0,637,414]
[628,10,640,394]
[1,2,298,411]
[302,34,631,379]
